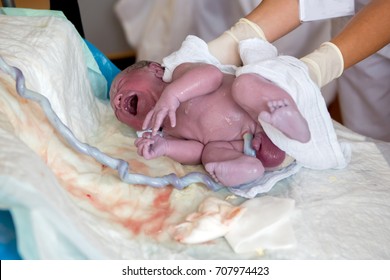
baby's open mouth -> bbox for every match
[124,95,138,115]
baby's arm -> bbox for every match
[135,133,204,165]
[143,63,224,135]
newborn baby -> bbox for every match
[109,59,310,187]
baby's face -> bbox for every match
[110,63,165,130]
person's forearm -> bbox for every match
[245,0,300,42]
[331,0,390,69]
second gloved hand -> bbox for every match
[207,18,267,66]
[300,42,344,88]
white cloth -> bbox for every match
[237,38,350,169]
[162,35,236,81]
[163,35,350,171]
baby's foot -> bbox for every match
[259,99,311,143]
[205,157,264,187]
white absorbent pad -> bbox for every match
[225,196,296,254]
[1,13,390,260]
[173,196,296,254]
[0,9,107,142]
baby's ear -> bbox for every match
[112,93,123,109]
[149,62,164,78]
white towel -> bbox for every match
[162,35,237,82]
[237,38,350,169]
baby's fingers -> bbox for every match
[135,139,147,156]
[142,110,154,130]
[152,110,168,135]
[142,110,155,129]
[136,139,152,157]
[169,110,176,128]
[141,140,156,159]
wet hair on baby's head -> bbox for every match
[123,60,153,73]
[110,60,152,99]
[110,60,163,100]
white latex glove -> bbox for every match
[207,18,266,66]
[300,42,344,88]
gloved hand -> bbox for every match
[207,18,267,66]
[300,42,344,88]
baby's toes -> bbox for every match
[267,100,276,112]
[276,99,286,108]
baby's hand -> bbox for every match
[142,93,180,136]
[134,133,168,160]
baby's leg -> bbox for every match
[202,141,264,187]
[232,73,310,143]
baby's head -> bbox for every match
[109,60,166,130]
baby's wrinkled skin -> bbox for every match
[110,61,310,187]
